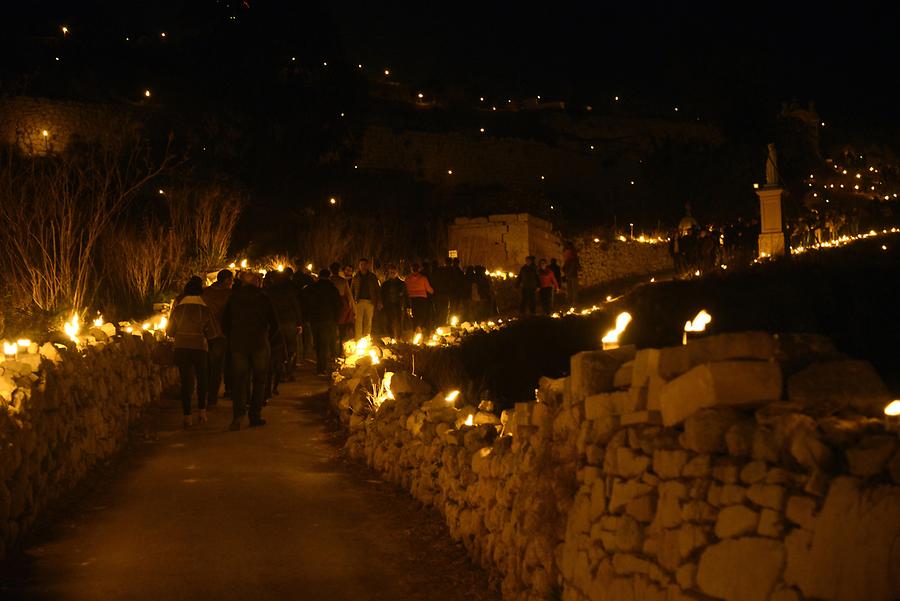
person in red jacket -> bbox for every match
[404,262,434,333]
[537,258,560,315]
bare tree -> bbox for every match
[168,184,243,274]
[0,132,173,314]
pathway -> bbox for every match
[1,367,498,601]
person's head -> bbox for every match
[526,255,535,265]
[387,263,398,278]
[342,265,353,277]
[358,258,370,273]
[539,259,547,269]
[183,275,204,297]
[284,267,294,278]
[240,271,261,288]
[319,268,331,280]
[412,262,421,273]
[329,262,341,274]
[550,258,558,265]
[216,269,234,287]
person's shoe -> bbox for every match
[249,418,267,428]
[229,419,241,431]
[198,409,208,423]
[183,415,193,428]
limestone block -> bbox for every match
[845,435,896,477]
[616,447,649,478]
[584,393,616,420]
[612,553,653,575]
[677,523,709,559]
[676,563,697,590]
[613,361,634,389]
[784,495,817,530]
[39,342,61,364]
[569,349,633,401]
[725,419,755,458]
[738,461,767,485]
[787,360,890,416]
[788,476,900,601]
[769,587,801,601]
[390,371,432,395]
[690,332,776,364]
[609,479,653,513]
[682,455,711,479]
[697,537,785,601]
[746,484,786,510]
[658,345,693,379]
[681,499,717,523]
[624,386,648,413]
[614,515,643,551]
[712,460,739,484]
[647,374,666,412]
[625,493,656,523]
[660,361,783,426]
[682,408,741,454]
[656,480,687,529]
[715,505,759,538]
[590,479,607,521]
[653,449,689,480]
[631,348,661,388]
[621,411,661,426]
[756,508,783,537]
[530,402,551,428]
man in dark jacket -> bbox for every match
[517,255,539,316]
[202,269,233,407]
[265,271,302,394]
[429,258,454,327]
[222,272,278,430]
[304,269,342,376]
[380,264,407,339]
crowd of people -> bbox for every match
[163,249,582,430]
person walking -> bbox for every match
[202,269,233,408]
[351,258,381,339]
[330,262,355,349]
[405,262,434,333]
[221,271,278,430]
[516,255,539,316]
[380,263,407,339]
[265,270,302,396]
[168,276,221,428]
[429,258,453,328]
[562,242,580,305]
[537,259,560,315]
[305,269,342,376]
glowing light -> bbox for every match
[142,322,151,331]
[16,339,31,348]
[594,238,600,243]
[753,183,760,189]
[683,310,712,344]
[306,263,314,272]
[447,169,453,175]
[606,295,612,301]
[384,69,390,76]
[61,26,68,35]
[413,332,423,345]
[885,400,900,416]
[64,314,81,343]
[240,259,248,269]
[450,316,459,327]
[276,264,285,272]
[144,89,151,98]
[158,189,165,195]
[445,390,460,403]
[368,349,379,365]
[464,414,474,426]
[3,342,17,356]
[125,326,133,334]
[160,32,166,38]
[479,127,485,133]
[329,197,337,205]
[93,316,104,327]
[601,312,632,350]
[41,130,49,137]
[229,262,236,269]
[417,92,424,99]
[156,316,168,330]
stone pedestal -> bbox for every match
[756,187,785,258]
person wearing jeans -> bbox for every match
[351,258,380,339]
[167,276,221,427]
[221,272,278,430]
[202,269,233,407]
[303,269,342,375]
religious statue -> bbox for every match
[765,143,779,187]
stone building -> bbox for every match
[448,213,562,271]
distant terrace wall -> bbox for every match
[577,238,674,289]
[0,336,177,557]
[449,214,562,272]
[331,332,900,601]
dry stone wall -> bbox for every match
[0,335,177,557]
[576,239,673,289]
[331,331,900,601]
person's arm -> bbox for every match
[166,307,179,338]
[425,276,434,296]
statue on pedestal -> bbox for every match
[765,143,779,187]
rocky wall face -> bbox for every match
[576,239,673,289]
[0,335,177,557]
[330,331,900,601]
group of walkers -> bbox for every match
[164,250,582,429]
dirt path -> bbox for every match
[0,367,499,601]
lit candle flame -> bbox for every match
[601,312,632,349]
[276,264,285,272]
[240,259,248,269]
[17,339,31,348]
[464,414,474,426]
[3,341,17,356]
[684,310,712,333]
[885,400,900,417]
[445,390,460,403]
[93,316,104,327]
[413,332,423,345]
[450,316,459,327]
[64,314,80,343]
[368,349,379,365]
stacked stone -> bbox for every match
[577,239,673,289]
[559,332,900,601]
[0,335,178,557]
[329,332,900,601]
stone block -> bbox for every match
[616,447,650,478]
[620,411,661,426]
[570,350,629,401]
[689,332,776,364]
[739,461,767,485]
[653,449,689,480]
[631,348,661,388]
[682,455,711,478]
[756,508,783,537]
[584,393,616,420]
[647,374,666,412]
[658,345,693,379]
[715,505,759,538]
[787,360,890,416]
[613,361,634,389]
[784,495,816,530]
[660,361,783,426]
[623,386,648,413]
[682,408,741,454]
[746,484,786,510]
[697,537,785,601]
[788,476,900,601]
